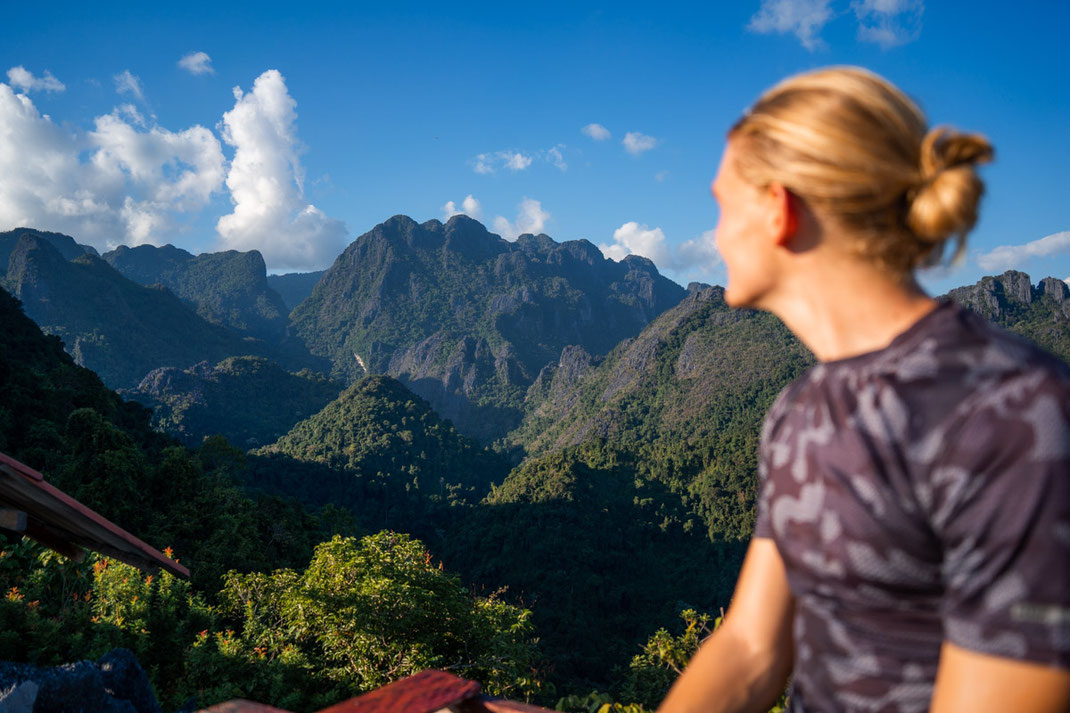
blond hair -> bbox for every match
[730,66,993,274]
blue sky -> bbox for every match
[1,1,1067,293]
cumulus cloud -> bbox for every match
[443,194,482,220]
[677,229,723,278]
[977,232,1070,273]
[216,69,347,271]
[6,66,65,93]
[852,0,923,48]
[622,131,658,156]
[114,70,144,101]
[747,0,834,50]
[493,198,549,241]
[599,222,723,282]
[582,123,611,141]
[178,51,214,76]
[599,222,673,266]
[0,80,225,248]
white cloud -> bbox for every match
[599,222,673,266]
[443,194,482,220]
[6,66,65,93]
[852,0,923,48]
[473,150,533,174]
[0,80,225,248]
[677,229,723,278]
[216,69,348,271]
[178,51,214,76]
[599,222,723,283]
[471,145,568,174]
[582,123,611,141]
[505,152,532,171]
[91,108,225,210]
[977,232,1070,273]
[747,0,834,50]
[547,145,567,172]
[493,198,549,241]
[655,170,669,182]
[622,131,658,156]
[114,70,144,101]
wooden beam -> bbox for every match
[23,519,85,562]
[0,508,27,532]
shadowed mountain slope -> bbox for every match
[267,270,326,311]
[289,214,686,442]
[129,356,344,448]
[2,234,281,390]
[103,243,290,342]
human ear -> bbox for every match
[767,182,798,247]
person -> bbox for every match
[656,66,1070,713]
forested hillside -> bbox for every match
[254,374,507,501]
[506,284,814,542]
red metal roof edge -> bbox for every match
[0,452,190,579]
[0,452,43,481]
[198,671,564,713]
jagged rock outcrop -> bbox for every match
[289,214,686,442]
[946,271,1070,360]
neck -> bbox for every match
[760,259,937,363]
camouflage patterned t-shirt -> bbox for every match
[755,299,1070,712]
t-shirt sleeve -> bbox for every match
[930,370,1070,667]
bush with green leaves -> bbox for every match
[217,532,547,705]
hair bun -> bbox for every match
[908,127,994,246]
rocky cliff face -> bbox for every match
[289,214,686,442]
[946,270,1070,361]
